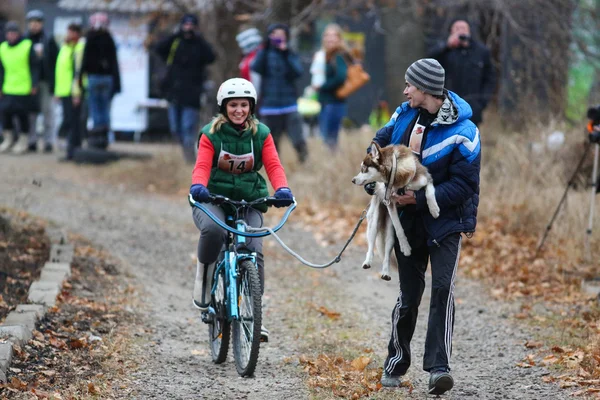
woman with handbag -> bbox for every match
[316,24,349,150]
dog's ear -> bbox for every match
[369,141,380,161]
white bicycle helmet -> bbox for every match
[216,78,257,106]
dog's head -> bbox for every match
[352,142,386,186]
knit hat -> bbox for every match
[4,21,20,33]
[180,14,198,26]
[236,28,262,55]
[405,58,445,96]
[266,23,290,39]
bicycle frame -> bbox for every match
[214,216,257,322]
[189,194,296,322]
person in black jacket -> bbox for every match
[154,14,216,163]
[25,9,58,153]
[80,12,121,150]
[428,18,495,126]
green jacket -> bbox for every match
[200,120,271,212]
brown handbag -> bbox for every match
[335,55,370,99]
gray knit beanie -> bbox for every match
[236,28,262,55]
[405,58,445,95]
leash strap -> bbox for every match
[245,204,369,269]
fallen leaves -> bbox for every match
[309,303,341,320]
[298,353,383,398]
[2,231,137,397]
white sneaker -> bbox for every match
[260,325,269,342]
[192,260,214,311]
[11,135,29,155]
[0,134,14,153]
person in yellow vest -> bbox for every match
[0,21,40,154]
[55,23,85,161]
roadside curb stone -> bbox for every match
[0,342,13,383]
[0,233,74,382]
[49,244,74,263]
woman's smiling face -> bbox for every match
[226,98,250,124]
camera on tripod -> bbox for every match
[588,105,600,143]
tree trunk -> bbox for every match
[380,0,425,108]
[498,0,574,126]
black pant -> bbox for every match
[3,111,29,136]
[259,112,307,162]
[384,223,462,376]
[60,96,82,159]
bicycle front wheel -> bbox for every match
[209,267,230,364]
[232,260,262,377]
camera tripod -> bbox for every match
[535,141,599,261]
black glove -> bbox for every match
[364,182,376,196]
[589,131,600,144]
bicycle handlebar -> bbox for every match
[188,193,296,238]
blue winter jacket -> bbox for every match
[372,90,480,246]
[250,47,303,110]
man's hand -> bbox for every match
[391,190,417,205]
[31,87,38,95]
[446,33,461,49]
[72,96,81,107]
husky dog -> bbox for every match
[352,142,440,280]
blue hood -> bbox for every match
[446,90,473,123]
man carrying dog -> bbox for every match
[367,58,480,395]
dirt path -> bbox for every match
[0,148,578,399]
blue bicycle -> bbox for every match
[188,193,296,377]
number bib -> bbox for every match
[217,143,255,174]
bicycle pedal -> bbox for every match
[201,312,214,324]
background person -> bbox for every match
[25,9,58,153]
[0,22,40,155]
[55,23,85,161]
[154,14,216,164]
[316,23,349,150]
[251,23,307,163]
[80,12,120,150]
[428,18,495,126]
[236,27,262,95]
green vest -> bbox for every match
[0,39,33,95]
[200,121,271,212]
[55,41,85,97]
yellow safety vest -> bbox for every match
[0,39,33,95]
[55,40,85,97]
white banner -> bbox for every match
[109,17,148,133]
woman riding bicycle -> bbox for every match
[189,78,294,341]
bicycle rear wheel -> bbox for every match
[209,266,230,363]
[232,259,262,377]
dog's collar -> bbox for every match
[383,154,396,206]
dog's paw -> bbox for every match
[429,204,440,219]
[362,263,371,270]
[381,274,392,281]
